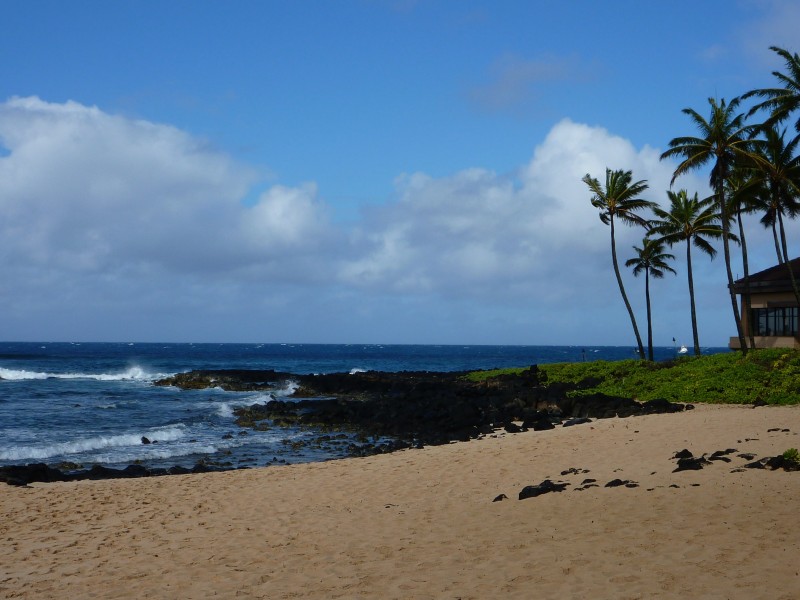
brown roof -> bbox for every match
[732,257,800,293]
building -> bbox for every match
[730,258,800,349]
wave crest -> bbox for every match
[0,425,186,461]
[0,365,168,382]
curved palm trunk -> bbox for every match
[736,208,755,349]
[611,217,646,360]
[777,210,800,309]
[778,209,790,262]
[645,267,653,361]
[686,241,701,356]
[719,183,747,354]
[772,219,784,264]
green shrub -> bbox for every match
[465,349,800,405]
[782,448,800,465]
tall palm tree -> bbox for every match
[745,126,800,311]
[751,192,787,264]
[742,46,800,140]
[660,97,763,354]
[753,127,800,263]
[651,190,725,356]
[725,169,761,349]
[625,237,676,361]
[583,168,655,360]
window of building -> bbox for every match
[751,307,799,336]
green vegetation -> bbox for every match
[465,349,800,405]
[464,367,528,382]
[782,448,800,466]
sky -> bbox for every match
[0,0,799,346]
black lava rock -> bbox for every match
[673,456,711,472]
[605,478,638,488]
[518,480,569,500]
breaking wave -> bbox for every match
[215,392,275,419]
[0,425,187,461]
[0,366,168,382]
[273,379,299,397]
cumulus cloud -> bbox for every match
[343,118,702,306]
[0,96,763,344]
[0,96,341,281]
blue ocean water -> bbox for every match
[0,342,729,471]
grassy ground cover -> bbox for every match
[466,349,800,405]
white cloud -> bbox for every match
[0,97,766,344]
[0,96,343,283]
[341,118,699,310]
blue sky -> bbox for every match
[0,0,798,345]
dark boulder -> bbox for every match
[673,456,711,472]
[605,479,638,488]
[765,455,800,472]
[0,463,69,486]
[0,460,235,486]
[519,479,569,500]
[709,449,737,462]
[641,398,685,414]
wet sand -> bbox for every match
[2,404,799,599]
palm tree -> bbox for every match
[749,125,800,314]
[660,97,763,354]
[583,168,655,360]
[651,190,725,356]
[742,46,800,140]
[625,237,676,361]
[751,192,787,264]
[752,126,800,267]
[725,169,761,349]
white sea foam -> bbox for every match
[349,368,367,375]
[0,368,49,380]
[91,442,219,465]
[215,392,274,418]
[90,366,161,381]
[0,425,186,461]
[0,365,167,382]
[273,380,299,397]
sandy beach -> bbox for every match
[2,403,799,599]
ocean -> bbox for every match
[0,342,729,472]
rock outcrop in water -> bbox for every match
[156,365,689,447]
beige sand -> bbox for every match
[2,404,799,599]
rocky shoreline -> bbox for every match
[157,365,691,444]
[2,365,693,486]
